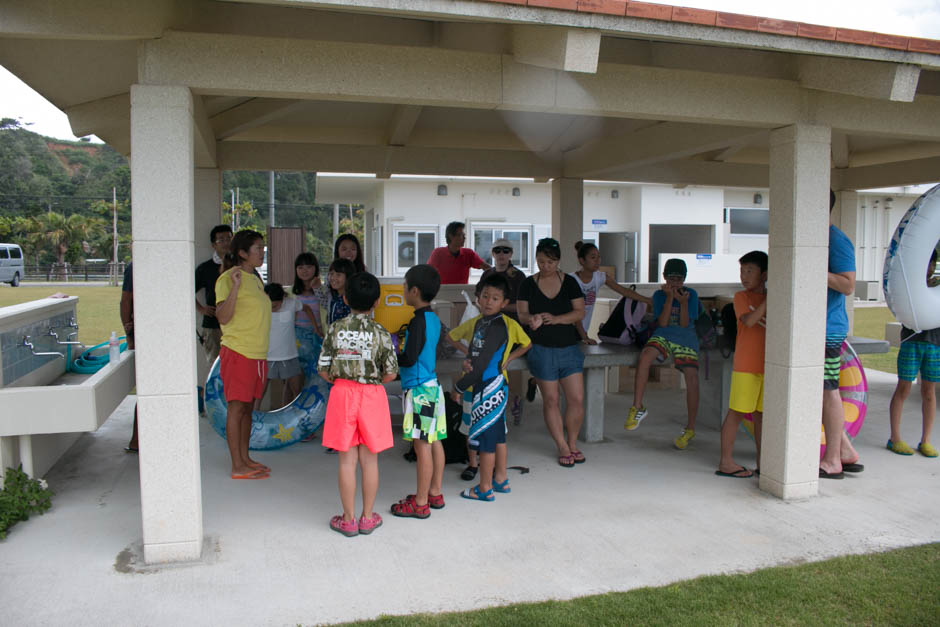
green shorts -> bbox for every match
[402,381,448,443]
[646,335,699,370]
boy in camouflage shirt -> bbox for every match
[318,272,399,537]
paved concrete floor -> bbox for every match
[1,369,937,626]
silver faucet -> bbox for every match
[21,336,65,359]
[45,329,85,350]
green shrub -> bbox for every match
[0,466,54,539]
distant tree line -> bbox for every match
[1,119,363,268]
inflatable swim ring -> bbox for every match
[883,183,940,333]
[742,340,867,458]
[205,326,330,450]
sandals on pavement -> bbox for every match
[571,450,586,464]
[460,485,494,502]
[715,466,753,479]
[558,454,576,468]
[493,479,511,493]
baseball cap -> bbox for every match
[663,258,687,278]
[491,238,513,250]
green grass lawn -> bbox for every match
[852,306,898,374]
[0,285,124,348]
[348,543,939,626]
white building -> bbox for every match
[318,174,927,294]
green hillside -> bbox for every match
[0,118,359,268]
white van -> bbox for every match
[0,243,25,287]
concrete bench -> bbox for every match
[438,343,729,443]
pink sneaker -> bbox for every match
[358,512,383,534]
[329,515,358,537]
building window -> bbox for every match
[728,208,769,235]
[394,227,437,275]
[470,224,531,272]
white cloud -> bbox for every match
[0,65,101,142]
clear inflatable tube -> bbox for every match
[883,183,940,333]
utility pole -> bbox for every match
[111,187,118,286]
[333,203,340,239]
[230,189,235,228]
[268,171,276,228]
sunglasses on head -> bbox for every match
[492,247,512,254]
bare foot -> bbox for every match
[247,460,271,472]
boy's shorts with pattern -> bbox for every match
[729,371,764,413]
[897,340,940,382]
[468,415,506,454]
[220,346,267,402]
[402,380,448,443]
[823,339,844,390]
[322,378,393,453]
[645,335,698,370]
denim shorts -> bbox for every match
[527,343,584,382]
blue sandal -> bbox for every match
[460,485,494,502]
[493,479,511,493]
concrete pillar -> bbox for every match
[130,85,203,563]
[551,177,583,272]
[760,123,831,500]
[195,169,222,265]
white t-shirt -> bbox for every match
[569,270,606,331]
[267,297,303,361]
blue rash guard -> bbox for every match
[398,307,443,389]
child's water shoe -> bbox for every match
[918,442,938,457]
[330,515,358,537]
[674,428,695,450]
[358,513,383,534]
[391,497,430,519]
[886,439,914,455]
[624,406,647,431]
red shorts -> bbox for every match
[322,379,393,454]
[220,346,267,403]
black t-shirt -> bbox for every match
[194,257,222,329]
[518,273,583,347]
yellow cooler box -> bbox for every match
[374,285,414,333]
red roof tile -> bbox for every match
[577,0,627,16]
[758,18,799,37]
[715,12,759,32]
[469,0,940,55]
[671,7,716,27]
[527,0,578,9]
[625,2,672,22]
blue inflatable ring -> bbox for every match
[205,326,330,450]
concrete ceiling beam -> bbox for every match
[137,31,940,141]
[511,25,600,74]
[65,92,129,139]
[209,98,309,139]
[833,155,940,190]
[831,131,850,169]
[564,122,765,178]
[0,0,181,39]
[798,57,921,102]
[217,141,562,179]
[192,94,216,169]
[386,105,423,146]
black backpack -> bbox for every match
[695,304,719,350]
[719,302,737,357]
[403,392,468,465]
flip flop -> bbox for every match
[842,463,864,473]
[460,485,494,502]
[715,466,753,478]
[124,446,138,454]
[493,479,511,493]
[819,468,844,480]
[231,469,269,480]
[558,454,576,468]
[571,450,586,464]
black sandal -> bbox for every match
[526,378,538,402]
[460,465,478,481]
